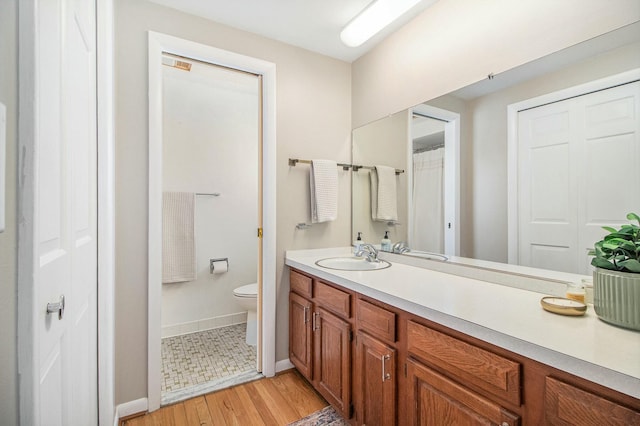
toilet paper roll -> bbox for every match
[210,259,228,274]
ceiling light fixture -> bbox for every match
[340,0,422,47]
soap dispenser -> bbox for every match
[381,231,391,252]
[353,232,363,255]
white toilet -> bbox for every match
[233,283,258,346]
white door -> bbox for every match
[20,0,98,423]
[518,81,640,274]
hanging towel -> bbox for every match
[162,192,196,283]
[371,165,398,221]
[310,159,338,223]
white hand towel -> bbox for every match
[372,165,398,221]
[162,192,196,283]
[310,159,338,223]
[370,168,379,221]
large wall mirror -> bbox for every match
[352,22,640,275]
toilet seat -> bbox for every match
[233,283,257,298]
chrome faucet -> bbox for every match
[355,243,379,262]
[393,241,410,254]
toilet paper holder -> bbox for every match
[210,258,229,274]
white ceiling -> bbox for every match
[149,0,438,62]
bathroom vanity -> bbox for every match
[286,248,640,425]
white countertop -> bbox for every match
[285,247,640,400]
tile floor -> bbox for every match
[161,323,257,394]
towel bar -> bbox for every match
[288,158,404,175]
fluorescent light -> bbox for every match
[340,0,422,47]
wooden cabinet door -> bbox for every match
[406,359,520,426]
[355,331,396,426]
[314,307,352,417]
[545,377,640,425]
[289,292,313,380]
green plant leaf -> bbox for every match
[590,214,640,274]
[602,238,634,250]
[591,257,616,270]
[627,212,640,225]
[619,241,636,252]
[603,233,633,242]
[621,259,640,272]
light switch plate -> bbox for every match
[0,102,5,233]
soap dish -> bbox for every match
[540,297,587,316]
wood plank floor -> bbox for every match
[122,370,328,426]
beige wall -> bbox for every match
[352,0,640,128]
[114,0,351,404]
[0,0,18,423]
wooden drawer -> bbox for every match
[545,377,640,425]
[356,298,396,343]
[314,280,351,318]
[407,320,521,406]
[290,270,312,298]
[407,359,520,426]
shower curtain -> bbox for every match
[411,147,444,253]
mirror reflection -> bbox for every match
[352,22,640,275]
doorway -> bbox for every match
[407,104,460,256]
[148,32,277,412]
[159,54,262,404]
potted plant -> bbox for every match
[589,212,640,331]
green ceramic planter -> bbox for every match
[593,268,640,331]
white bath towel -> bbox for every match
[371,165,398,221]
[310,159,338,223]
[162,192,196,283]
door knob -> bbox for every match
[46,295,65,320]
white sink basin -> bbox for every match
[315,256,391,271]
[406,251,448,261]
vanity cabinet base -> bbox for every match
[288,268,640,426]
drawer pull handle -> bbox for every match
[303,306,309,324]
[312,312,319,331]
[381,354,391,382]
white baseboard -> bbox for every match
[114,397,148,426]
[162,312,248,338]
[275,358,295,373]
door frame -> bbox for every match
[147,31,277,412]
[407,104,460,256]
[17,0,116,424]
[507,68,640,265]
[96,0,116,424]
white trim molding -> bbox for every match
[17,1,38,423]
[97,0,116,425]
[147,31,277,412]
[113,398,149,426]
[507,68,640,264]
[275,359,295,373]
